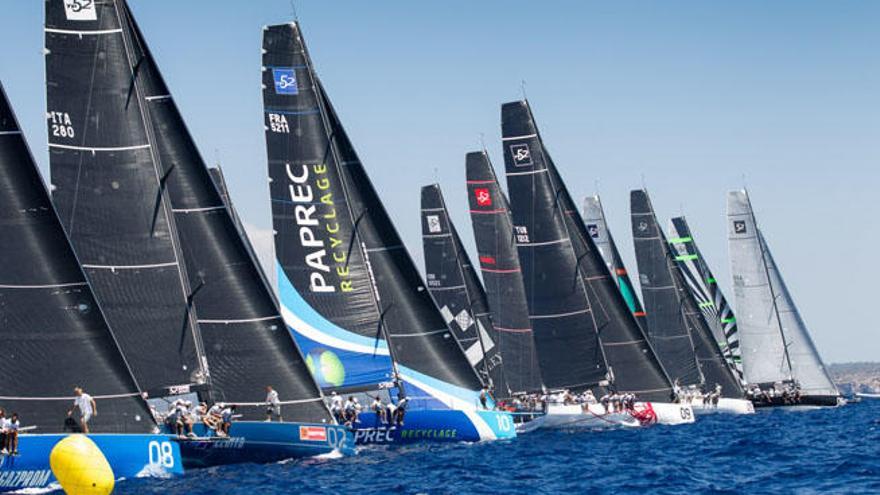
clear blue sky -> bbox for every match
[1,1,877,362]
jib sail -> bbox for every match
[0,80,152,433]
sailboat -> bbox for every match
[630,190,753,415]
[45,0,352,467]
[727,190,842,408]
[668,216,745,383]
[262,22,515,444]
[583,195,649,331]
[0,81,183,491]
[420,184,506,395]
[501,100,694,428]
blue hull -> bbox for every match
[175,422,354,468]
[352,409,516,445]
[0,434,183,492]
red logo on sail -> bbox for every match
[474,188,492,206]
[479,255,497,265]
[299,426,327,442]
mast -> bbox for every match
[46,0,208,395]
[501,100,608,392]
[465,151,545,395]
[0,80,153,433]
[421,184,504,393]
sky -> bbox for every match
[1,1,877,363]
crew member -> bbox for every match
[371,396,387,424]
[68,387,96,433]
[265,385,282,422]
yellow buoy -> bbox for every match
[49,434,115,495]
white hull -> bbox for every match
[687,397,755,415]
[856,393,880,399]
[516,401,695,433]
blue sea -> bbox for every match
[116,400,880,494]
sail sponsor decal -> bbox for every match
[268,113,290,133]
[283,163,353,294]
[299,425,327,442]
[514,225,530,243]
[64,0,97,21]
[509,143,532,167]
[733,220,747,234]
[276,264,392,388]
[272,68,299,95]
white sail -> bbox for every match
[727,190,838,397]
[759,231,838,397]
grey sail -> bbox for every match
[727,191,838,398]
[632,190,743,397]
[668,216,744,381]
[582,195,649,330]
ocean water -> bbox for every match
[115,400,880,494]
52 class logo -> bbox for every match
[509,143,532,167]
[474,188,492,207]
[273,68,299,95]
[733,220,747,234]
[637,221,649,232]
[587,224,600,239]
[426,215,442,233]
[64,0,97,21]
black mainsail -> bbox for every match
[669,216,744,381]
[421,184,505,393]
[0,81,152,433]
[123,3,329,421]
[263,22,484,408]
[501,100,608,391]
[46,0,206,395]
[465,151,544,395]
[542,160,674,401]
[582,195,648,329]
[631,190,742,396]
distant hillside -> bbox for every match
[829,362,880,395]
